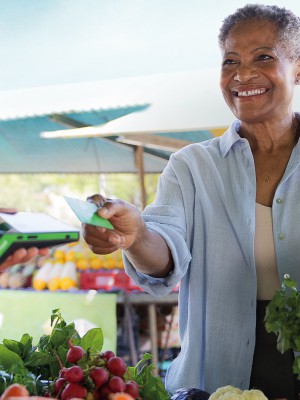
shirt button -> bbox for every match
[279,233,285,240]
[276,197,283,204]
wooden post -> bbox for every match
[148,303,159,375]
[134,145,147,209]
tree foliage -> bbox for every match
[0,173,160,216]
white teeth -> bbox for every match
[237,88,267,97]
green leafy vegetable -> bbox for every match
[0,309,170,399]
[80,328,103,352]
[0,309,104,395]
[0,345,23,369]
[126,352,170,400]
[265,274,300,379]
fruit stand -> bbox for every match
[0,241,180,377]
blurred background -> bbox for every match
[1,0,300,375]
[1,0,300,216]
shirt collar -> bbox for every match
[219,120,244,158]
[220,113,300,159]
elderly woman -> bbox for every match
[83,4,300,399]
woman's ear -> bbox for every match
[296,58,300,84]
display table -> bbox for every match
[117,291,178,372]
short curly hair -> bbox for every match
[218,4,300,60]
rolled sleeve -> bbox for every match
[123,222,191,297]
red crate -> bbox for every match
[80,269,146,292]
[113,269,130,290]
[80,271,116,290]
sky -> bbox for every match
[1,0,300,91]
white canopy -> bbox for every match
[1,69,233,131]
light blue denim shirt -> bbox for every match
[123,118,300,394]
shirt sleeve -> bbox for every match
[123,158,192,297]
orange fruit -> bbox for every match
[76,258,90,271]
[48,277,61,291]
[32,279,47,291]
[116,259,124,269]
[0,383,29,399]
[106,259,117,269]
[90,257,102,270]
[65,250,76,262]
[108,393,134,400]
[53,249,65,262]
[60,277,77,290]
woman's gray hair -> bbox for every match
[218,4,300,60]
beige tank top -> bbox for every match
[254,203,280,300]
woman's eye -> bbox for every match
[256,54,273,61]
[222,59,238,67]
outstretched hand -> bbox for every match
[82,194,144,255]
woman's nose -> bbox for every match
[233,64,258,82]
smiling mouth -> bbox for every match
[233,88,268,97]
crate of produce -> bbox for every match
[79,270,116,290]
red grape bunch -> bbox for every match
[51,340,140,400]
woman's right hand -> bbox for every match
[82,194,145,255]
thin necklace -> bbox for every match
[264,120,299,183]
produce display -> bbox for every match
[265,273,300,379]
[32,260,78,291]
[49,242,124,271]
[0,240,137,292]
[0,264,35,289]
[52,346,139,399]
[208,386,267,400]
[0,383,134,400]
[1,275,298,399]
[0,309,169,400]
[0,383,268,400]
[31,242,124,292]
[0,383,30,399]
[170,386,268,400]
[0,306,273,400]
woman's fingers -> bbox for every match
[87,243,119,254]
[86,194,107,208]
[82,223,126,253]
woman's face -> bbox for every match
[220,20,300,123]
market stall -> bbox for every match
[0,241,180,377]
[0,70,225,365]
